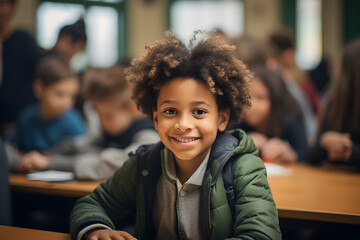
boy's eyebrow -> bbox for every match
[160,100,212,108]
[159,100,177,106]
[191,101,212,108]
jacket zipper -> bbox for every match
[175,182,180,239]
[208,186,213,232]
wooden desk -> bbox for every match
[9,174,101,197]
[268,163,360,225]
[0,225,70,240]
[9,164,360,225]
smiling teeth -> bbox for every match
[175,137,197,143]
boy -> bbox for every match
[70,32,281,239]
[18,66,160,180]
[6,57,86,171]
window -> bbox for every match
[169,0,244,45]
[296,0,322,70]
[86,6,119,67]
[36,0,125,69]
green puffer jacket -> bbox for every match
[70,129,281,240]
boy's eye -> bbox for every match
[164,108,176,115]
[193,109,206,116]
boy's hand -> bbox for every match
[85,229,137,240]
[261,138,297,163]
[321,131,352,162]
[17,151,50,172]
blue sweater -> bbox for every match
[8,104,86,153]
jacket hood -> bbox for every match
[208,129,258,167]
[230,129,259,156]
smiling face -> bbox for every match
[153,77,229,164]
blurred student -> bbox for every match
[267,28,317,142]
[18,66,160,180]
[309,57,332,97]
[50,19,87,67]
[0,0,46,136]
[305,39,360,166]
[230,34,267,69]
[230,35,310,156]
[6,57,85,170]
[231,67,307,163]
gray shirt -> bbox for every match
[153,147,210,240]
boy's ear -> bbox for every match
[33,79,44,100]
[153,109,159,131]
[218,109,230,132]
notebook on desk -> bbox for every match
[26,170,75,182]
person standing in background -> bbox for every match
[49,19,87,67]
[0,0,46,137]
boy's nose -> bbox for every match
[175,114,193,132]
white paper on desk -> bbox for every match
[264,163,291,176]
[26,170,75,182]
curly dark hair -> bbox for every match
[126,31,252,124]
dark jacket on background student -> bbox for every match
[239,118,308,161]
[0,138,11,225]
[70,130,281,240]
[305,133,360,166]
[0,30,46,135]
[305,104,360,166]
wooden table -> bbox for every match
[268,163,360,225]
[0,225,70,240]
[9,174,102,197]
[9,163,360,225]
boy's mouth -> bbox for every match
[171,136,200,143]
